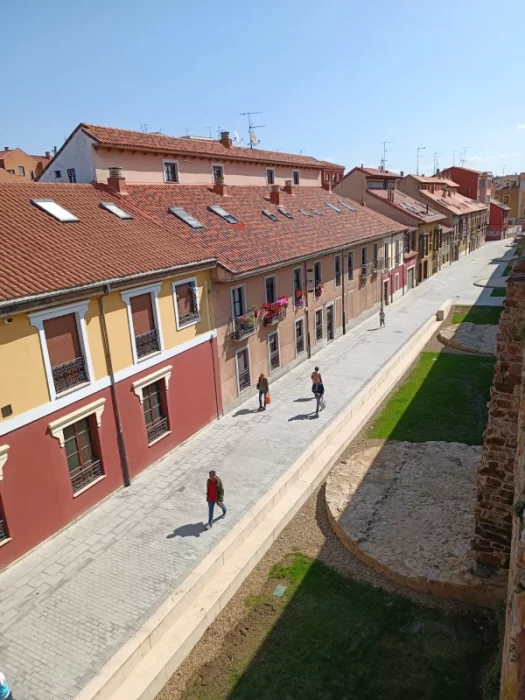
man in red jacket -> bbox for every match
[205,470,226,529]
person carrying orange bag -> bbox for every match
[257,373,269,411]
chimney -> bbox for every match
[388,189,394,202]
[400,170,404,177]
[107,166,127,195]
[322,181,332,192]
[53,145,57,155]
[283,179,294,195]
[4,146,8,151]
[214,175,227,196]
[45,151,51,158]
[361,162,364,168]
[426,204,429,213]
[436,168,440,174]
[361,196,366,207]
[270,185,281,205]
[220,131,232,149]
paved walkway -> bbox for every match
[0,242,509,700]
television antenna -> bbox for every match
[140,122,149,133]
[433,152,440,174]
[380,140,393,170]
[240,111,265,149]
[460,146,470,167]
[416,145,426,175]
[206,126,213,138]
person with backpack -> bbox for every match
[205,470,226,530]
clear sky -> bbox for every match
[2,0,525,176]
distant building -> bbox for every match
[0,147,50,181]
[487,199,515,240]
[438,165,492,208]
[493,173,525,226]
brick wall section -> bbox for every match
[473,264,525,571]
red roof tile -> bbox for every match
[0,183,214,304]
[369,189,446,224]
[80,123,344,171]
[122,185,407,275]
[410,175,459,187]
[418,187,487,215]
[358,166,399,178]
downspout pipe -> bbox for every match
[99,285,131,488]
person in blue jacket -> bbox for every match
[0,672,13,700]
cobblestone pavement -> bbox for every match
[0,242,508,700]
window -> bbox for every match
[299,209,311,216]
[278,207,293,219]
[29,170,34,180]
[385,243,390,269]
[266,168,275,185]
[312,208,322,216]
[315,309,323,341]
[208,204,238,224]
[231,286,247,318]
[295,318,305,355]
[265,275,277,304]
[31,199,79,222]
[361,247,367,266]
[174,278,200,328]
[43,313,88,394]
[121,285,163,364]
[373,243,378,263]
[7,169,14,174]
[54,170,62,179]
[0,497,8,543]
[164,160,179,183]
[292,170,300,186]
[395,273,400,291]
[348,252,353,280]
[326,202,342,212]
[504,195,510,204]
[339,200,355,211]
[236,348,251,393]
[293,266,303,297]
[268,331,280,372]
[395,240,401,266]
[169,207,204,229]
[142,381,169,444]
[100,201,132,219]
[263,209,278,222]
[335,254,342,288]
[18,166,25,177]
[212,164,224,182]
[63,417,104,494]
[367,181,384,189]
[67,168,77,183]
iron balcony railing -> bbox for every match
[135,329,160,358]
[361,262,374,277]
[269,348,280,371]
[146,416,169,444]
[232,313,257,340]
[178,310,200,327]
[52,356,88,394]
[384,257,390,269]
[374,257,384,272]
[0,517,8,541]
[264,308,287,326]
[394,254,401,267]
[70,459,104,494]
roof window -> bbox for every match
[100,202,132,219]
[299,209,311,216]
[325,202,342,213]
[31,199,79,223]
[169,207,205,229]
[262,210,279,222]
[208,204,238,224]
[312,208,322,216]
[339,200,355,211]
[278,207,294,219]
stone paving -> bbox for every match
[439,322,498,355]
[0,241,509,700]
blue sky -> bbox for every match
[2,0,525,176]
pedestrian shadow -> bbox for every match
[367,328,380,332]
[288,413,313,421]
[233,408,260,417]
[294,397,314,403]
[167,522,206,538]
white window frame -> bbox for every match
[120,284,164,365]
[211,163,225,182]
[313,259,322,286]
[29,301,95,403]
[0,445,10,482]
[325,301,335,342]
[266,168,275,185]
[132,365,172,404]
[315,307,323,342]
[292,265,303,294]
[172,277,200,330]
[230,284,247,319]
[347,251,354,281]
[264,274,277,304]
[48,397,106,448]
[163,159,179,183]
[294,317,306,357]
[235,346,251,395]
[292,169,300,186]
[334,254,342,289]
[395,273,400,291]
[268,329,281,373]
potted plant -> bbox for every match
[315,281,324,298]
[263,297,289,325]
[294,289,304,307]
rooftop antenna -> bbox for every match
[206,126,213,138]
[240,111,265,149]
[380,140,393,170]
[460,146,470,167]
[503,164,507,176]
[185,128,190,136]
[140,122,149,133]
[416,145,426,175]
[433,152,440,174]
[452,150,456,166]
[216,127,222,139]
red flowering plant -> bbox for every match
[315,281,324,298]
[294,288,305,307]
[263,296,289,324]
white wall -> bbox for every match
[39,129,96,183]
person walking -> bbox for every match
[257,373,269,411]
[311,366,322,395]
[0,672,13,700]
[205,470,226,530]
[314,380,325,418]
[379,308,385,328]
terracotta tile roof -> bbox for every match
[369,189,445,224]
[358,166,399,178]
[80,123,344,171]
[122,184,407,276]
[418,187,487,215]
[0,170,25,182]
[0,183,214,304]
[411,175,460,187]
[491,198,511,210]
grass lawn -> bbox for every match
[502,264,512,276]
[182,553,496,700]
[367,352,495,444]
[491,287,506,297]
[452,305,503,325]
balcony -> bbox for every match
[263,298,289,326]
[394,255,401,267]
[52,356,88,394]
[0,516,8,542]
[314,282,324,299]
[374,257,384,273]
[404,250,417,261]
[136,329,161,358]
[361,262,374,277]
[231,311,257,341]
[293,289,305,308]
[146,416,169,444]
[70,459,104,495]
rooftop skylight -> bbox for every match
[325,202,342,213]
[100,202,132,219]
[312,208,322,216]
[169,207,205,229]
[31,199,79,223]
[299,209,311,216]
[278,207,294,219]
[339,200,355,211]
[208,204,238,224]
[262,210,279,222]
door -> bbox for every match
[326,305,335,341]
[383,281,389,306]
[407,267,414,290]
[236,349,251,393]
